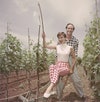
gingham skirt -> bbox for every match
[49,61,70,84]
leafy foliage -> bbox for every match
[0,33,22,74]
[76,57,82,65]
[0,32,56,74]
[82,17,100,96]
[32,43,55,72]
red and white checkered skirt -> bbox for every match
[49,61,70,84]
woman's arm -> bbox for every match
[70,48,76,73]
[42,32,56,49]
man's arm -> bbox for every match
[70,48,76,72]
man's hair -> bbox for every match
[57,32,66,38]
[65,23,75,30]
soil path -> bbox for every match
[51,66,98,102]
[0,67,99,102]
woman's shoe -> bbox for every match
[43,91,57,98]
[43,93,51,98]
[50,91,57,95]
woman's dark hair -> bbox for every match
[65,23,75,30]
[57,32,66,38]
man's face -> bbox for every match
[66,24,74,35]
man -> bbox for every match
[56,23,86,101]
[65,23,86,99]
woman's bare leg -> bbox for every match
[45,83,55,94]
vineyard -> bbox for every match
[0,26,100,102]
[82,17,100,98]
[0,1,100,102]
[0,62,100,102]
[0,32,55,102]
[0,70,49,102]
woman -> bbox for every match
[42,32,76,98]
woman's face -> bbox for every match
[58,35,66,43]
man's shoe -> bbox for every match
[81,96,88,102]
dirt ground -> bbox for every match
[41,66,99,102]
[0,66,100,102]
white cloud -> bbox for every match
[45,0,94,27]
[13,0,34,13]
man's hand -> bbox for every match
[69,69,74,74]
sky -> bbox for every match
[0,0,100,57]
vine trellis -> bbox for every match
[0,2,55,102]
